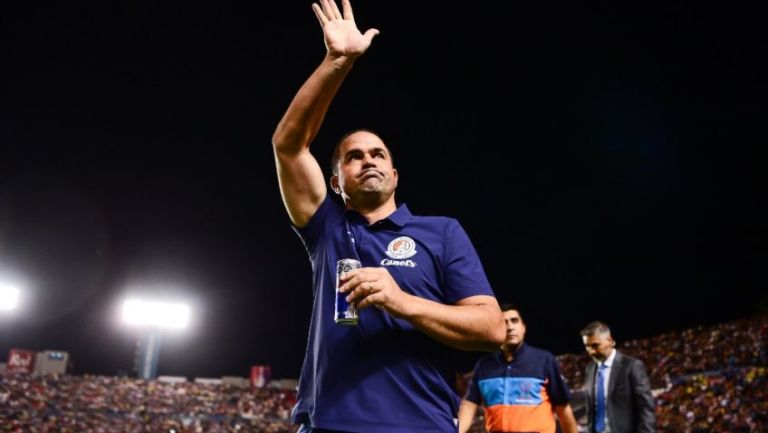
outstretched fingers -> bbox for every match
[341,0,354,21]
[313,0,379,47]
[311,3,329,26]
[329,0,344,20]
[321,0,342,21]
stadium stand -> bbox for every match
[0,374,296,432]
[1,315,765,432]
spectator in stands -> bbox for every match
[458,304,579,433]
[2,316,764,432]
[581,321,656,433]
[0,373,296,433]
[270,0,504,432]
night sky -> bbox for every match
[1,2,765,380]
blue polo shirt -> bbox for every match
[292,195,495,433]
[465,343,571,433]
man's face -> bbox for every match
[582,333,615,362]
[332,131,397,201]
[502,309,526,349]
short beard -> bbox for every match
[346,184,393,209]
[359,181,384,193]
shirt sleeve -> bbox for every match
[292,194,334,254]
[441,220,494,304]
[464,364,483,404]
[546,353,572,405]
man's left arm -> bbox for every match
[339,221,505,351]
[554,404,579,433]
[394,294,504,351]
[549,354,579,433]
[457,399,480,433]
[339,270,504,351]
[630,359,656,433]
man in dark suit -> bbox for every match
[580,321,655,433]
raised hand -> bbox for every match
[312,0,379,60]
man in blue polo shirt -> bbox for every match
[271,0,505,432]
[458,304,579,433]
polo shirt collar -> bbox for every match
[497,342,527,362]
[387,203,412,228]
[345,202,412,228]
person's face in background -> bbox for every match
[582,333,615,362]
[501,309,526,351]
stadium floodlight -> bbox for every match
[0,283,20,312]
[120,297,193,379]
[121,299,191,330]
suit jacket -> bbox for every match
[584,351,656,433]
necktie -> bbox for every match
[595,363,607,432]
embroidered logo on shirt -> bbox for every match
[380,258,416,267]
[386,236,417,259]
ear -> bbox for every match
[330,175,341,194]
[393,168,399,187]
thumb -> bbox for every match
[363,28,380,43]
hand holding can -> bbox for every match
[335,259,360,325]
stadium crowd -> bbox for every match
[655,366,766,433]
[1,315,765,432]
[0,374,295,432]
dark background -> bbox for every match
[1,2,765,379]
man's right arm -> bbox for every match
[271,0,379,227]
[457,399,478,433]
[272,57,353,227]
[630,359,656,433]
[554,404,580,433]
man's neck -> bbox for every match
[595,349,616,366]
[347,196,398,224]
[502,342,522,362]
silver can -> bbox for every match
[335,258,360,325]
